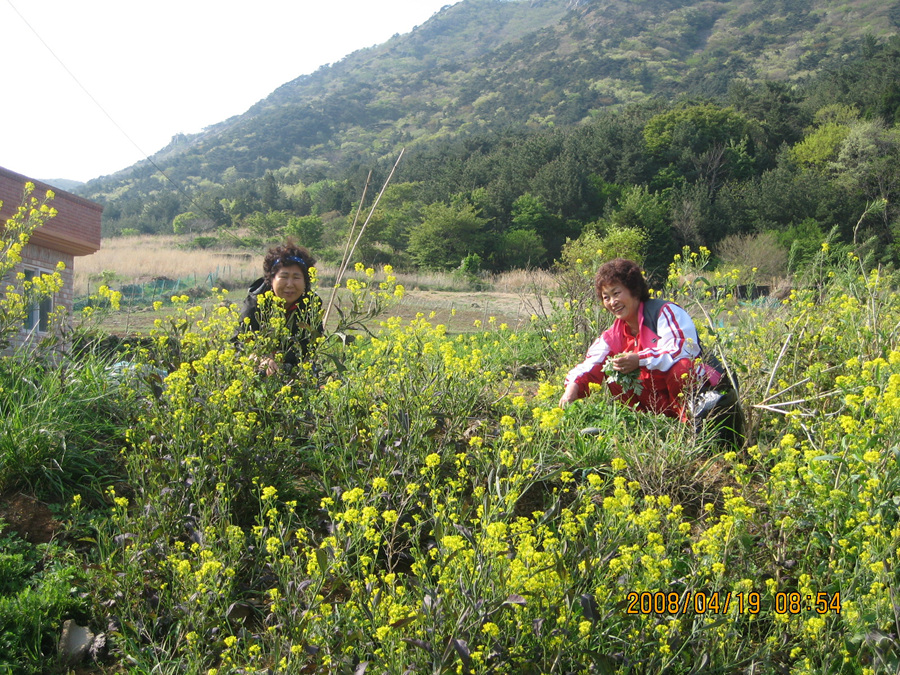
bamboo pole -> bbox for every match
[321,149,404,329]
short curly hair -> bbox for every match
[594,258,650,302]
[262,242,316,289]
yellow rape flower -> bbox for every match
[341,487,365,504]
[482,622,500,638]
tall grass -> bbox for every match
[74,235,260,295]
[0,351,130,501]
[75,235,557,296]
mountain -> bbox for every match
[76,0,900,241]
[43,178,84,192]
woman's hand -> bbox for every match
[559,382,582,408]
[610,352,640,374]
[249,354,281,376]
[263,357,280,377]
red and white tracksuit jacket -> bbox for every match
[564,300,722,419]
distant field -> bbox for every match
[75,235,555,335]
[75,235,261,296]
[88,288,537,336]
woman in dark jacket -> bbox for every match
[238,243,323,375]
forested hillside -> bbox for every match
[76,0,900,276]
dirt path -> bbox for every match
[393,289,537,332]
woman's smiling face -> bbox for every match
[270,264,306,305]
[600,283,640,325]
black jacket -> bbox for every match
[237,277,324,368]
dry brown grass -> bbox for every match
[714,232,788,283]
[74,236,561,336]
[75,236,260,295]
[75,236,559,297]
[490,268,557,293]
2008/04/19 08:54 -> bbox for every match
[625,591,842,615]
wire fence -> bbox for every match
[75,266,235,310]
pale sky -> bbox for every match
[2,0,462,183]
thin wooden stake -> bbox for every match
[323,170,371,328]
[322,149,405,329]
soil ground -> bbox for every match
[0,492,60,543]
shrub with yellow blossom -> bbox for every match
[49,243,900,672]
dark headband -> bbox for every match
[273,255,307,269]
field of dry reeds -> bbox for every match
[75,235,555,295]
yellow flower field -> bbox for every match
[2,205,899,673]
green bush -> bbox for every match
[0,532,87,673]
[0,354,129,501]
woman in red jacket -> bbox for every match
[559,258,733,426]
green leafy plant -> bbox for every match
[4,234,900,671]
[602,356,644,396]
[0,531,88,674]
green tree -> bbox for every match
[644,104,755,158]
[791,123,852,168]
[789,104,859,169]
[814,104,861,126]
[773,218,824,271]
[500,228,547,269]
[830,120,900,241]
[261,171,287,212]
[284,215,324,249]
[511,193,551,230]
[605,186,673,277]
[407,202,488,270]
[713,161,847,239]
[358,183,426,254]
[244,210,292,239]
[510,192,564,258]
[644,103,760,191]
[727,80,809,162]
[172,211,203,235]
